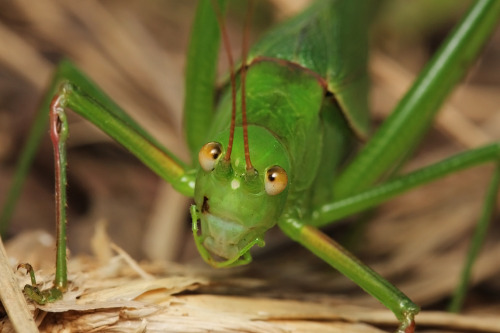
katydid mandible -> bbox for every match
[2,1,500,332]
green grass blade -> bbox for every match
[0,73,56,236]
[0,110,47,236]
[448,162,500,312]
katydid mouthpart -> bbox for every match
[1,1,500,332]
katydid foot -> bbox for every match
[18,263,63,305]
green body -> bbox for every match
[192,1,372,264]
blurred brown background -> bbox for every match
[0,0,500,324]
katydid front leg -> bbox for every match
[14,61,196,304]
[279,217,419,333]
[18,91,70,304]
[50,93,69,293]
[294,144,500,331]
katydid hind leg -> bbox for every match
[334,0,500,198]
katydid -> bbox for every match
[1,1,500,332]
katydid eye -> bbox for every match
[199,142,223,171]
[265,166,288,195]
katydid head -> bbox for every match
[192,126,290,268]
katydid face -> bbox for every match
[193,126,290,266]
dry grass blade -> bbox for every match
[0,237,38,333]
[3,230,500,332]
[2,230,385,333]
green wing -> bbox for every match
[249,0,377,139]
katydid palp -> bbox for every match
[1,1,500,332]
